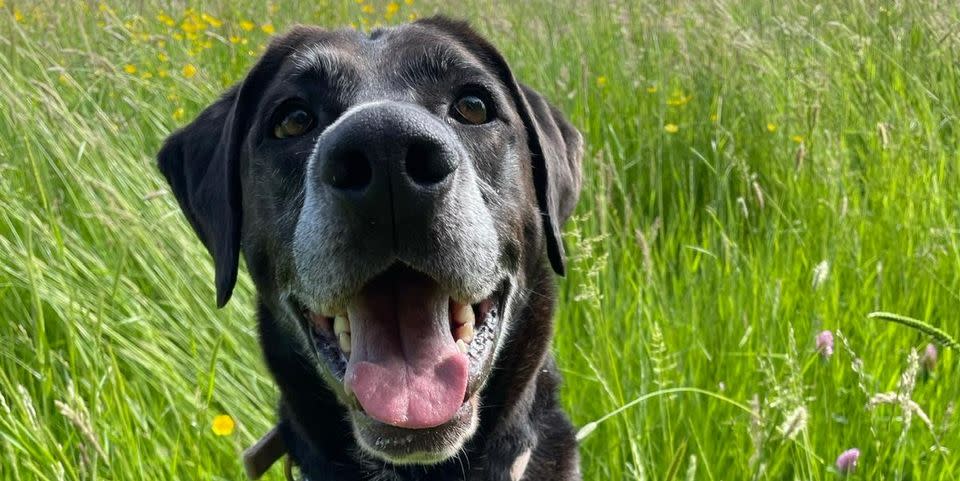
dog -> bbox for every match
[157,17,583,481]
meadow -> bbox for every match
[1,0,958,479]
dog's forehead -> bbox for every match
[285,23,491,85]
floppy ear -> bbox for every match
[512,83,584,276]
[416,17,584,275]
[157,29,310,307]
[158,87,242,308]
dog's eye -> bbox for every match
[452,95,488,125]
[273,108,315,139]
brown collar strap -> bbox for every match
[242,425,288,480]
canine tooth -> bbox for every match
[338,332,352,354]
[452,302,475,326]
[457,339,469,354]
[455,322,475,344]
[334,316,350,335]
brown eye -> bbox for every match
[273,108,315,139]
[453,95,488,125]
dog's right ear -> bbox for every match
[157,27,314,307]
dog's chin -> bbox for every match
[290,263,510,465]
[349,394,480,464]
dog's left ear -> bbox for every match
[417,17,584,275]
[512,83,584,276]
[157,27,316,307]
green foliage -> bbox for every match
[1,1,958,479]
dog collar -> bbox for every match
[242,425,289,480]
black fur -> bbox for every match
[157,17,583,480]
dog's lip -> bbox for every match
[349,395,479,464]
[290,275,509,421]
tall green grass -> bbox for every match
[1,1,957,479]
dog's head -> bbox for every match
[158,17,581,465]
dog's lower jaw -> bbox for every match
[277,354,579,481]
[348,395,481,465]
[261,261,581,480]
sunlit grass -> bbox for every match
[1,0,958,479]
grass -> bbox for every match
[1,0,958,479]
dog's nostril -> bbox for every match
[405,142,455,186]
[324,149,373,191]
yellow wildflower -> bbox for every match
[211,414,235,436]
[182,63,197,78]
[157,52,168,62]
[124,64,137,74]
[240,20,255,31]
[646,85,657,94]
[710,113,718,122]
[158,69,169,78]
[362,4,375,14]
[595,76,608,88]
[261,23,276,34]
[405,0,414,4]
[229,35,242,44]
[664,123,679,134]
[766,122,777,133]
[791,135,804,143]
[386,2,400,17]
[666,94,692,106]
[0,1,5,8]
[408,12,417,21]
[180,19,204,34]
[14,9,24,22]
[201,13,222,28]
[172,107,185,121]
[157,12,175,26]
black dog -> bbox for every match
[158,17,583,481]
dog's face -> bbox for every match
[158,18,581,465]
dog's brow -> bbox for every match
[290,44,358,81]
[399,44,487,84]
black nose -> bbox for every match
[317,102,459,199]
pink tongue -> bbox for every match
[344,268,468,429]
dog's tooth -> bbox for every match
[338,332,352,354]
[452,302,475,326]
[455,322,475,344]
[334,315,350,335]
[456,339,469,354]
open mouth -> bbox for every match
[293,263,508,433]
